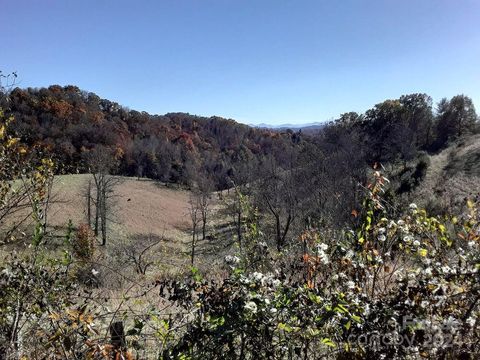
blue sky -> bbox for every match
[1,0,479,125]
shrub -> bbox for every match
[154,170,480,359]
[72,223,95,261]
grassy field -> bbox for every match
[1,174,238,276]
[48,174,192,241]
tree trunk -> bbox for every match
[280,213,292,249]
[191,226,196,265]
[87,180,91,227]
[237,209,242,248]
[94,178,100,236]
[275,215,282,251]
[101,176,107,246]
[110,321,126,350]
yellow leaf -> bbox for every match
[0,125,5,139]
[6,137,19,148]
[49,312,61,321]
[467,199,475,209]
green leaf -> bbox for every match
[351,315,362,323]
[321,338,336,348]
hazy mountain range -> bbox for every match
[252,122,325,132]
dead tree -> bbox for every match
[256,157,300,251]
[227,187,243,249]
[188,194,201,266]
[83,179,93,228]
[196,177,213,240]
[199,192,210,240]
[83,146,121,245]
[226,163,257,249]
[93,173,121,245]
[115,234,162,275]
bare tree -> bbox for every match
[255,157,301,251]
[188,194,201,266]
[83,146,121,245]
[114,234,163,275]
[83,178,93,227]
[226,184,244,249]
[226,162,256,249]
[196,177,213,240]
[198,192,210,240]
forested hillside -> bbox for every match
[2,86,308,189]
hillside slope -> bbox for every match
[414,134,480,212]
[48,175,191,240]
[2,174,236,272]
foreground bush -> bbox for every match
[154,171,479,359]
[0,157,478,359]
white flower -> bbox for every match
[251,272,264,282]
[257,241,268,249]
[424,268,432,277]
[317,243,328,251]
[443,316,460,332]
[270,308,278,314]
[318,251,329,264]
[271,279,281,288]
[409,203,418,211]
[239,275,250,285]
[1,268,11,276]
[413,240,420,247]
[468,241,476,249]
[225,255,240,265]
[91,268,99,276]
[378,227,386,234]
[441,266,452,274]
[397,220,405,226]
[346,281,355,289]
[364,304,370,315]
[403,235,413,243]
[317,243,329,264]
[466,317,476,327]
[378,234,386,242]
[244,301,257,313]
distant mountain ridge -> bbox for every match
[252,122,325,132]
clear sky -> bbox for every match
[1,0,479,125]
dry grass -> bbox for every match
[48,175,191,241]
[0,174,238,274]
[413,134,480,212]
